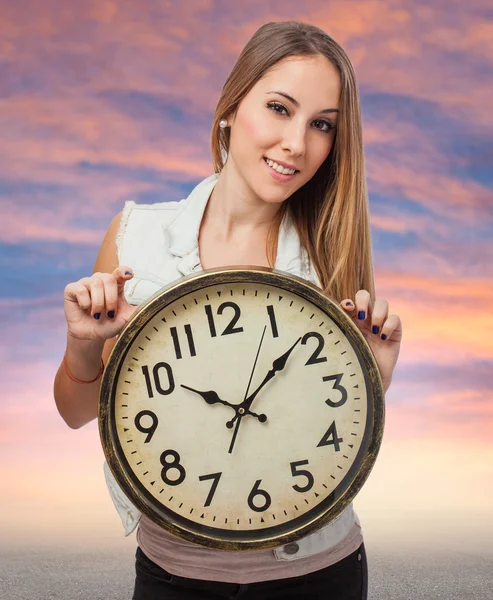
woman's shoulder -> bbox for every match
[120,172,219,224]
[114,197,189,261]
[121,196,188,217]
[118,196,190,234]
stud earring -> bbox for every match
[219,119,228,129]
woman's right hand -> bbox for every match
[64,266,138,342]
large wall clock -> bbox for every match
[99,267,385,551]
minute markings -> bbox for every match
[117,290,365,530]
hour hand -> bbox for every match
[180,385,236,409]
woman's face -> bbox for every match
[226,54,341,204]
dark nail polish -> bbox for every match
[125,271,132,275]
[381,333,387,340]
[345,301,353,307]
[358,311,365,320]
[372,325,379,334]
[108,310,115,319]
[94,313,100,320]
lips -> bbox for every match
[264,157,299,172]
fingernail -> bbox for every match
[94,313,101,320]
[107,310,115,319]
[372,325,379,334]
[358,311,365,320]
[381,333,387,340]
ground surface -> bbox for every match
[1,544,492,599]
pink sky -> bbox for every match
[0,1,491,553]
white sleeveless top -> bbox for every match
[104,173,363,583]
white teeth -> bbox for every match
[265,157,296,175]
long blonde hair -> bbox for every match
[211,21,375,303]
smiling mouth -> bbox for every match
[263,157,299,174]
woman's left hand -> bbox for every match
[340,290,402,392]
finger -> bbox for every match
[380,314,402,341]
[369,298,389,336]
[354,290,372,322]
[73,283,92,312]
[103,274,119,319]
[341,299,355,311]
[64,278,92,302]
[340,291,372,322]
[90,275,106,320]
[113,266,133,289]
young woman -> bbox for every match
[54,21,402,600]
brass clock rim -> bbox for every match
[99,266,385,551]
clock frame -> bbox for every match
[99,267,385,551]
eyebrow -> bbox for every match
[267,91,339,114]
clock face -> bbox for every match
[100,269,384,550]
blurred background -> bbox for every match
[0,0,491,598]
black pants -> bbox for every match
[132,543,368,599]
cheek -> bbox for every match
[243,115,260,137]
[235,110,271,153]
[310,137,334,171]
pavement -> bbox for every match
[1,544,492,599]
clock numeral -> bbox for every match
[290,460,314,493]
[247,479,272,513]
[142,363,175,398]
[317,421,343,451]
[266,305,279,338]
[198,472,222,507]
[170,324,196,359]
[134,410,158,443]
[160,449,186,486]
[323,373,347,407]
[302,332,327,365]
[205,302,243,337]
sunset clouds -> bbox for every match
[1,0,491,544]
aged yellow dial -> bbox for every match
[99,268,384,551]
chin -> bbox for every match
[254,186,293,205]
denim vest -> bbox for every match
[105,172,359,561]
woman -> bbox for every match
[54,21,402,600]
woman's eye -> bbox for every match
[313,120,335,133]
[267,101,288,115]
[267,102,335,134]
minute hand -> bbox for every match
[242,337,302,410]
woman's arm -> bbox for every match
[53,212,129,429]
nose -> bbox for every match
[280,119,306,157]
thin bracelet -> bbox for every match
[63,355,105,384]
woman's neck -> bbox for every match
[203,166,281,242]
